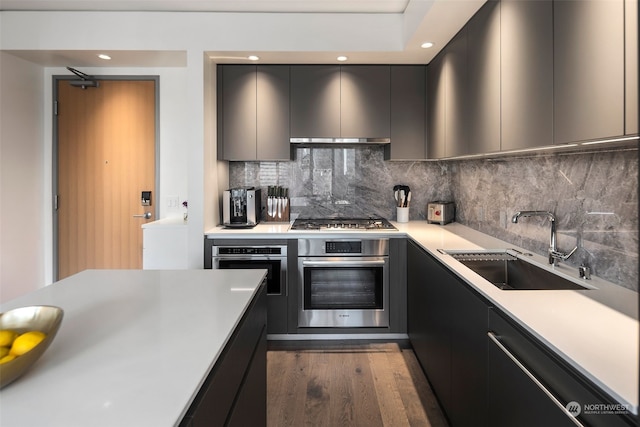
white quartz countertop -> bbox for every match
[0,269,266,427]
[206,220,639,415]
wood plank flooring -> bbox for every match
[267,341,450,427]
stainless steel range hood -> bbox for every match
[290,137,390,147]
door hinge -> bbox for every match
[54,195,59,211]
[54,101,58,116]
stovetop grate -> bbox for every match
[291,217,397,231]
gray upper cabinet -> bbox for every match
[218,65,257,160]
[256,66,290,160]
[388,65,426,160]
[290,65,390,139]
[444,30,469,157]
[554,0,625,144]
[426,55,446,159]
[466,0,501,155]
[625,0,638,135]
[290,65,341,138]
[500,0,553,151]
[218,65,290,161]
[340,65,391,138]
[426,28,468,159]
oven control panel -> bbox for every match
[325,241,362,254]
[217,247,283,255]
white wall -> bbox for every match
[0,8,406,295]
[0,52,45,302]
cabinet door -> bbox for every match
[426,55,446,159]
[227,328,267,427]
[487,334,579,427]
[407,240,431,367]
[625,0,638,135]
[219,65,257,160]
[444,29,468,157]
[389,65,426,160]
[407,241,453,415]
[256,66,290,160]
[450,281,489,427]
[340,65,391,138]
[466,0,501,154]
[290,65,341,138]
[501,0,553,150]
[554,0,624,143]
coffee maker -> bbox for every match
[222,187,262,228]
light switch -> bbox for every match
[167,196,179,210]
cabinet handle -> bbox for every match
[302,260,386,267]
[487,332,585,427]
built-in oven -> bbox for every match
[297,238,389,328]
[212,244,287,296]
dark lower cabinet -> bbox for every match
[407,240,488,426]
[407,239,637,427]
[180,282,267,427]
[408,240,452,415]
[448,270,489,427]
[488,309,637,427]
[487,329,578,427]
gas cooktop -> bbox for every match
[290,217,397,231]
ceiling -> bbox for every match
[0,0,486,66]
[0,0,412,13]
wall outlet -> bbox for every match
[499,210,507,228]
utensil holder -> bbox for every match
[397,207,409,223]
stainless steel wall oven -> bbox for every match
[213,244,287,296]
[297,238,389,328]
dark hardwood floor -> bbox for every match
[267,340,449,427]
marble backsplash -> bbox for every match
[229,147,453,220]
[229,146,638,291]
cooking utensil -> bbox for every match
[277,186,282,218]
[267,186,273,217]
[283,188,289,213]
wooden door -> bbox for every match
[56,79,156,279]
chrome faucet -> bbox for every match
[511,211,577,265]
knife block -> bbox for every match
[265,197,290,222]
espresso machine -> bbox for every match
[222,187,262,228]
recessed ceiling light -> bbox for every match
[248,55,260,61]
[97,54,111,60]
[337,56,348,62]
[421,42,434,49]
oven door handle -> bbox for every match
[302,260,386,267]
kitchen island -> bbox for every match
[0,269,267,427]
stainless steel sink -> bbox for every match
[441,249,593,291]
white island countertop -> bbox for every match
[206,220,639,415]
[0,269,267,427]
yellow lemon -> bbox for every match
[0,354,16,364]
[0,330,18,347]
[10,331,46,356]
[0,347,9,358]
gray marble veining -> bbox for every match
[228,146,638,291]
[230,147,452,220]
[451,148,638,291]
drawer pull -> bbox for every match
[487,331,585,427]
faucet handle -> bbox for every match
[578,264,592,280]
